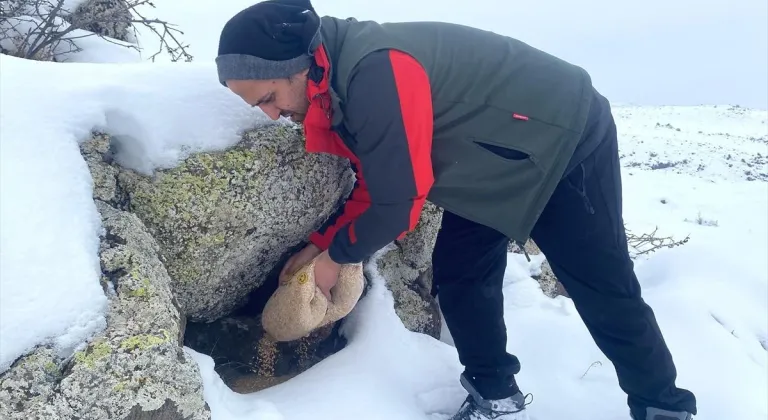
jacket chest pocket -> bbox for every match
[470,139,531,161]
[432,136,544,189]
[429,135,546,243]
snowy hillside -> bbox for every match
[614,105,767,182]
[1,51,766,419]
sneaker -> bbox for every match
[449,373,532,420]
[631,407,693,420]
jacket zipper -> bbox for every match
[312,93,331,120]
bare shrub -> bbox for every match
[0,0,192,62]
[626,226,689,257]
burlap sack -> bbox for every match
[261,256,365,342]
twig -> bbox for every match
[26,0,65,58]
[626,225,689,257]
[580,361,602,379]
[130,5,191,62]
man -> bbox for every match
[215,1,698,419]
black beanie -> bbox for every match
[215,0,322,86]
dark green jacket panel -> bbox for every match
[318,16,595,242]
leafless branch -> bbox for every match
[26,0,66,58]
[626,225,690,257]
[130,5,191,62]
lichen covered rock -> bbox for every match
[509,240,568,298]
[0,347,65,419]
[82,123,352,322]
[66,121,447,408]
[372,202,444,338]
[67,0,134,42]
[0,201,208,420]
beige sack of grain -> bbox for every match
[261,256,365,342]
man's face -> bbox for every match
[226,70,310,123]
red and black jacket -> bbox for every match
[303,45,434,264]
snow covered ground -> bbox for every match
[1,1,767,419]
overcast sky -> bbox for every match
[149,0,768,109]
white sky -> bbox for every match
[145,0,768,109]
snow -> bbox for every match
[614,105,767,183]
[57,30,142,63]
[0,54,265,371]
[1,1,767,419]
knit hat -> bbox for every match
[216,0,322,86]
[261,255,365,342]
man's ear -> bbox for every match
[288,68,310,83]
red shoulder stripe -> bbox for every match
[388,49,434,236]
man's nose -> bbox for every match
[259,104,281,120]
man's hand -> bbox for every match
[280,243,322,279]
[313,250,341,300]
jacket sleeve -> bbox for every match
[308,49,434,264]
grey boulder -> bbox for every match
[0,201,209,420]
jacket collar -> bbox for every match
[302,43,350,157]
[306,43,333,112]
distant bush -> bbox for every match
[0,0,191,62]
[685,212,719,227]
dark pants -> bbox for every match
[432,92,697,417]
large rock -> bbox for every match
[83,123,352,322]
[370,202,444,338]
[0,201,208,420]
[66,0,134,42]
[80,123,359,397]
